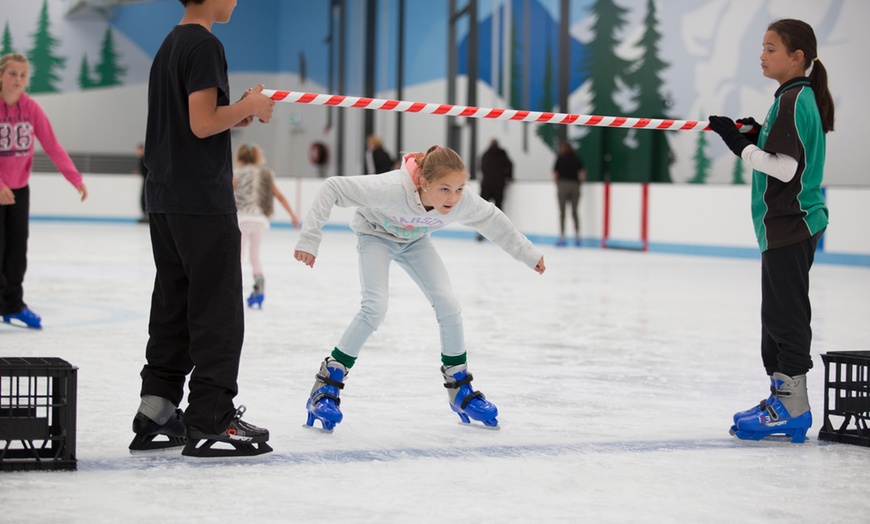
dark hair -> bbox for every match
[768,19,835,133]
[179,0,206,6]
[558,141,574,156]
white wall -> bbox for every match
[28,173,870,263]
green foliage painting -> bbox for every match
[1,21,14,56]
[575,0,633,182]
[732,156,746,185]
[93,27,126,87]
[26,0,66,94]
[78,55,94,90]
[622,0,672,183]
[690,114,711,184]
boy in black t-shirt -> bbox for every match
[129,0,275,457]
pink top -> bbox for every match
[0,92,83,190]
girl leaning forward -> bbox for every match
[294,146,545,430]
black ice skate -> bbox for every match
[182,406,272,458]
[128,409,186,452]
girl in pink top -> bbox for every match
[0,53,88,329]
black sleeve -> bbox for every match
[762,95,802,160]
[186,37,228,99]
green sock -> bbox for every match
[441,352,467,367]
[331,347,357,369]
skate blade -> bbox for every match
[733,429,808,444]
[302,423,335,434]
[128,433,186,454]
[457,421,501,431]
[1,318,42,330]
[181,438,273,458]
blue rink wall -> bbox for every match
[29,173,870,267]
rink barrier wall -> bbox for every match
[27,173,870,267]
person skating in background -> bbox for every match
[476,139,513,241]
[552,141,585,247]
[294,146,545,432]
[365,134,395,174]
[0,53,88,330]
[709,18,832,444]
[233,142,300,309]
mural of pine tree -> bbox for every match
[94,27,126,87]
[535,40,559,152]
[731,156,746,184]
[623,0,672,183]
[26,0,66,93]
[78,54,94,90]
[689,117,711,183]
[575,0,633,182]
[2,21,14,55]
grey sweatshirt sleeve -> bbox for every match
[294,175,383,257]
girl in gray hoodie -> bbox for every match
[294,146,545,431]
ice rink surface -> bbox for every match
[2,221,869,523]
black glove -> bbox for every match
[736,117,761,145]
[708,115,753,157]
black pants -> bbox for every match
[140,213,244,433]
[0,186,30,316]
[760,230,823,377]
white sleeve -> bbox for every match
[740,144,799,183]
[294,176,381,257]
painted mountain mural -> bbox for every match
[458,0,589,116]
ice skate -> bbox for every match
[732,373,812,444]
[246,275,265,309]
[182,405,272,457]
[2,307,42,329]
[442,364,499,429]
[729,376,776,433]
[304,357,347,432]
[128,408,186,452]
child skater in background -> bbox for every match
[709,19,832,444]
[294,146,546,431]
[0,53,88,330]
[233,143,300,309]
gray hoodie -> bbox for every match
[295,157,542,270]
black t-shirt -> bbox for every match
[144,24,234,215]
[553,153,584,182]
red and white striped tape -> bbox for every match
[263,89,733,132]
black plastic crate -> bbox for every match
[0,357,78,471]
[818,351,870,447]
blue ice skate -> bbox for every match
[246,293,264,309]
[305,358,347,432]
[442,364,499,428]
[2,307,42,329]
[732,373,812,444]
[247,275,264,309]
[730,376,776,433]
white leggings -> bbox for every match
[239,221,266,275]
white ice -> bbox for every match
[1,221,869,523]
